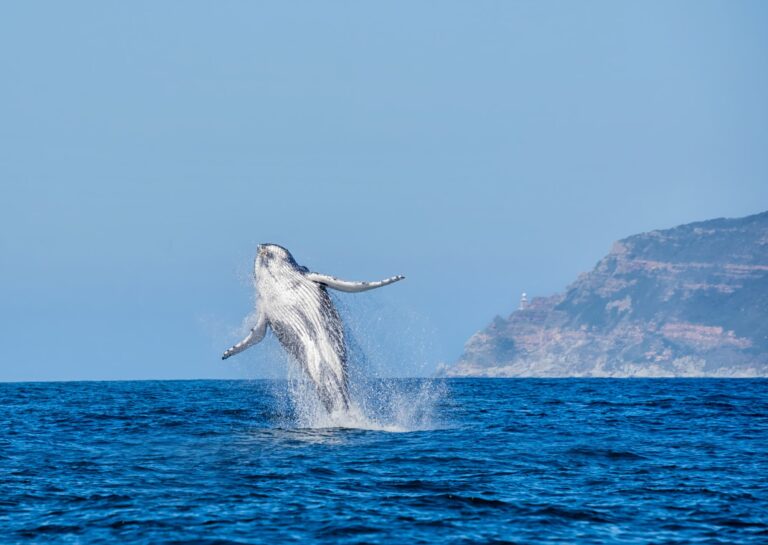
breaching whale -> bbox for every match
[222,244,405,412]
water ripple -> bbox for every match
[1,378,767,544]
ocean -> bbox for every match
[1,378,766,544]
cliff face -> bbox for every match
[445,212,768,377]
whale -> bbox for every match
[222,244,405,412]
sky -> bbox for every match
[1,2,767,381]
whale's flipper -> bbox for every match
[222,311,268,360]
[305,273,405,293]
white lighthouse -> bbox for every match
[519,291,528,311]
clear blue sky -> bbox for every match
[1,2,766,381]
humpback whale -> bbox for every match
[222,244,405,412]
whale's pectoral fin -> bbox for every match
[222,311,268,360]
[306,272,405,293]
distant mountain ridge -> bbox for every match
[443,211,768,377]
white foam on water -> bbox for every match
[276,359,446,432]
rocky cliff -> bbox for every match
[444,212,768,377]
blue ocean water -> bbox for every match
[1,379,767,544]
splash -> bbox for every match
[273,361,446,432]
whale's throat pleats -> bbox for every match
[261,267,349,411]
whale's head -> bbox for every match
[254,243,301,276]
